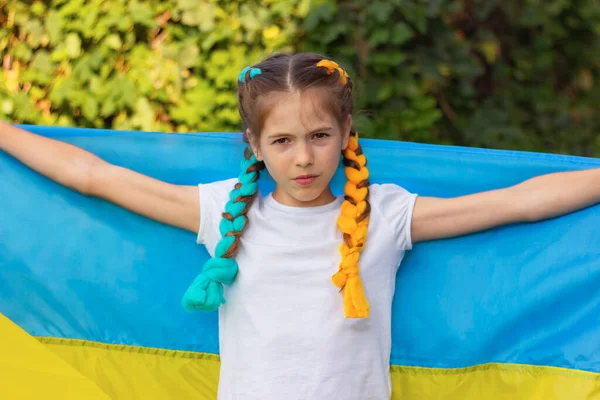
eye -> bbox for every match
[313,132,330,140]
[272,137,290,145]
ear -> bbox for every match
[246,129,263,161]
[341,114,352,150]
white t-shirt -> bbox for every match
[197,178,417,400]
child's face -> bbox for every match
[251,90,351,207]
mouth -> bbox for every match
[294,174,318,186]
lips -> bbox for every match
[294,174,318,186]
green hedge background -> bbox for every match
[1,0,599,155]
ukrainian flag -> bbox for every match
[1,126,599,399]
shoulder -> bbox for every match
[197,177,237,202]
[368,182,416,204]
[198,177,238,192]
[197,177,237,218]
[196,178,237,247]
[367,183,418,251]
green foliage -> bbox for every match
[0,0,309,132]
[1,0,599,155]
[301,0,600,155]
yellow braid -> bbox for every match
[333,132,370,318]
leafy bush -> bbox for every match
[0,0,310,132]
[1,0,599,155]
[302,0,600,155]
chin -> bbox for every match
[292,186,329,203]
[291,190,317,202]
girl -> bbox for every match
[1,52,599,399]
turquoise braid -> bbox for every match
[182,148,260,312]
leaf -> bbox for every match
[390,23,414,45]
[198,3,216,32]
[30,50,55,76]
[50,48,70,62]
[132,97,155,131]
[25,20,44,48]
[297,0,312,17]
[480,41,499,64]
[178,43,200,68]
[1,99,14,115]
[181,2,214,30]
[81,8,99,34]
[101,99,117,117]
[303,1,336,31]
[369,28,389,47]
[65,33,82,58]
[321,23,347,44]
[30,2,45,16]
[370,1,394,23]
[181,9,200,26]
[177,0,197,10]
[82,97,99,120]
[48,78,69,105]
[129,1,157,27]
[263,25,281,41]
[14,42,33,62]
[105,34,123,50]
[46,10,63,45]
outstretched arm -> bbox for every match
[0,121,200,233]
[411,168,600,243]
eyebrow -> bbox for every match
[266,126,333,139]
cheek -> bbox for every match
[318,142,342,162]
[260,148,289,175]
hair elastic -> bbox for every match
[239,66,262,83]
[316,60,348,84]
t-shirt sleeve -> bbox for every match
[370,183,418,251]
[196,178,238,253]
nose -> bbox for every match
[295,141,314,167]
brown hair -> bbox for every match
[229,53,372,317]
[238,53,353,138]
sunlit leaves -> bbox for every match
[1,0,308,132]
